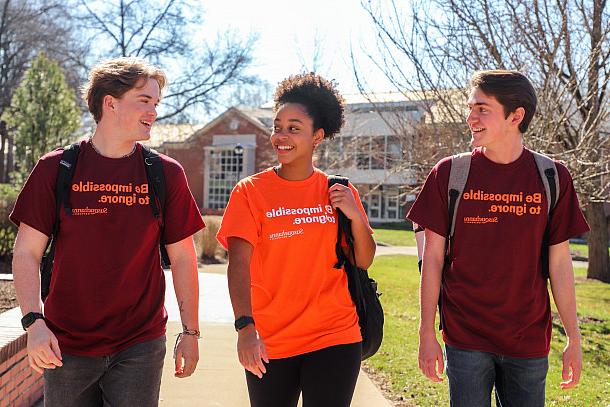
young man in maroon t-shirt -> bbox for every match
[407,70,589,406]
[10,58,205,406]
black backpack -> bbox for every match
[328,175,384,360]
[40,142,169,300]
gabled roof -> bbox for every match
[151,106,274,149]
[185,106,272,142]
[146,123,204,148]
[236,105,274,129]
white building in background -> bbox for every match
[151,93,426,223]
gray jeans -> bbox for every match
[445,344,548,407]
[43,335,166,407]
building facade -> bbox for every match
[153,96,421,223]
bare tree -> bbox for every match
[359,0,610,282]
[74,0,260,122]
[0,0,86,182]
[294,29,331,75]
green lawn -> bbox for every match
[569,243,610,259]
[373,227,605,264]
[366,255,610,407]
[373,227,416,246]
[570,243,589,258]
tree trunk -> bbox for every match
[6,134,13,182]
[0,120,6,183]
[585,202,609,283]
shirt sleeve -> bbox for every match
[547,163,590,245]
[216,180,260,250]
[406,158,451,238]
[10,151,62,236]
[161,158,205,244]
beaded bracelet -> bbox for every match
[173,329,201,359]
[181,328,201,338]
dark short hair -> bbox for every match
[273,73,345,139]
[470,70,537,133]
[82,57,166,123]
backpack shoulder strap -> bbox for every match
[57,142,81,217]
[41,142,80,301]
[531,150,559,215]
[141,144,166,218]
[328,175,352,268]
[141,144,170,266]
[531,150,559,280]
[447,152,472,238]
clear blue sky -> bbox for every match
[198,0,400,95]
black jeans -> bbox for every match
[245,342,362,407]
[43,336,166,407]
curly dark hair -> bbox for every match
[273,73,345,139]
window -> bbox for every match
[386,137,403,170]
[207,149,243,209]
[370,136,386,169]
[329,135,397,170]
[363,186,408,221]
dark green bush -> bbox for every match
[0,184,19,268]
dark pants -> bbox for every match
[445,344,548,407]
[246,342,362,407]
[44,336,166,407]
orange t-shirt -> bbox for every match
[217,167,371,359]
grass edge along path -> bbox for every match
[373,228,416,247]
[364,255,610,407]
[372,227,605,262]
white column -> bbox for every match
[203,148,211,209]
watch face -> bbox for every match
[234,316,254,331]
[21,312,43,330]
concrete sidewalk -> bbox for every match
[159,323,391,406]
[160,262,393,406]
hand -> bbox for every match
[26,319,62,374]
[560,335,582,389]
[418,334,444,382]
[174,334,199,378]
[237,325,269,378]
[328,183,360,221]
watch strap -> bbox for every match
[21,312,44,330]
[234,315,255,332]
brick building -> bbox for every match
[152,107,276,213]
[151,94,421,223]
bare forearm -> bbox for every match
[419,256,443,337]
[419,229,445,337]
[227,238,255,318]
[549,242,580,340]
[170,247,199,331]
[12,251,43,314]
[12,226,47,314]
[227,262,253,318]
[350,213,376,269]
[550,280,579,338]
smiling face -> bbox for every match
[466,87,523,149]
[106,77,160,142]
[271,103,324,167]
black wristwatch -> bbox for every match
[234,315,255,332]
[21,312,45,330]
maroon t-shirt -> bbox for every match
[10,140,205,356]
[407,147,589,358]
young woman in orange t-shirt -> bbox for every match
[217,73,376,407]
